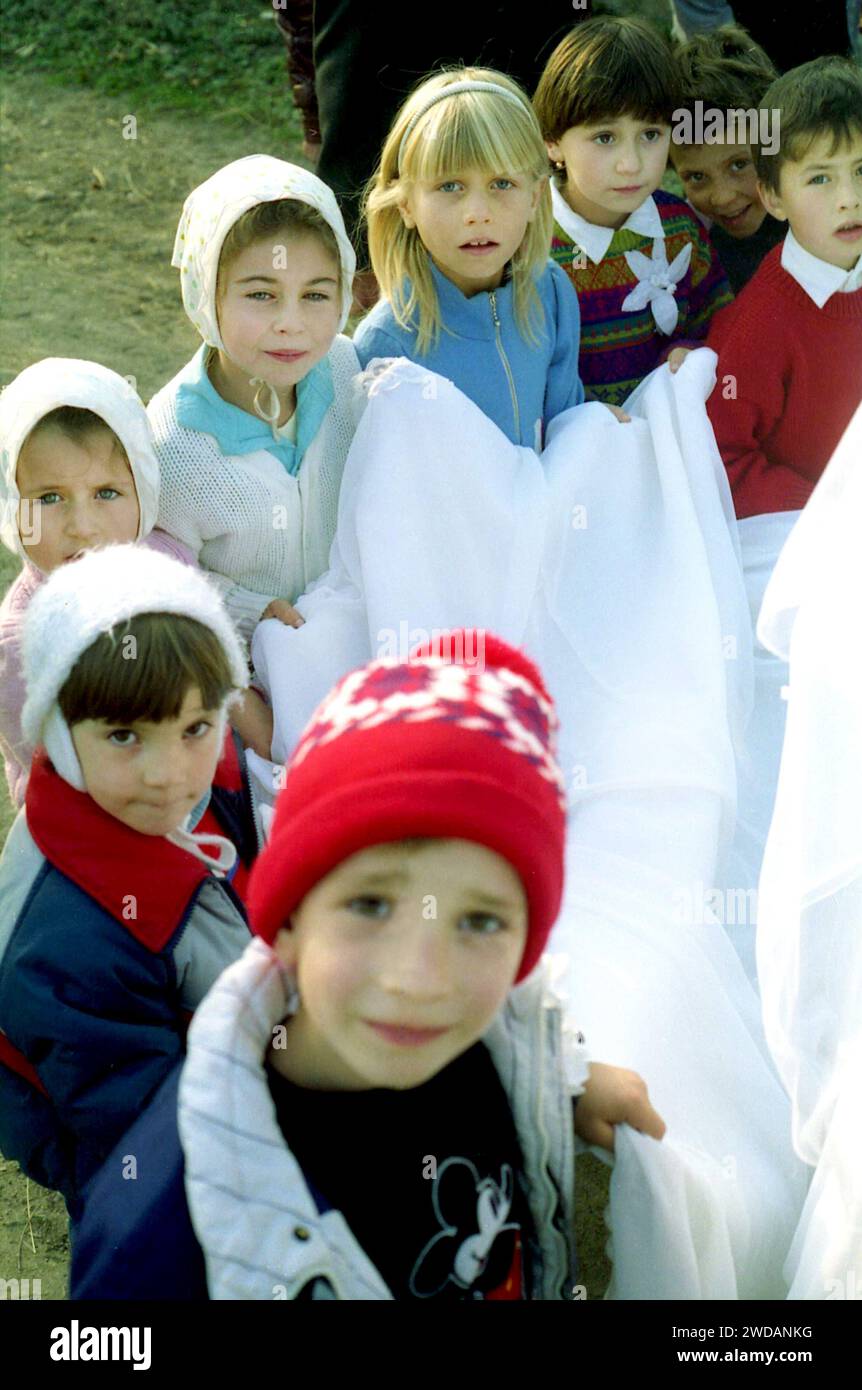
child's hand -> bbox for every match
[667,347,692,373]
[604,403,631,423]
[230,688,274,761]
[261,598,306,628]
[575,1061,666,1153]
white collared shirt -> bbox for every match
[781,227,862,307]
[550,181,665,265]
[275,410,298,442]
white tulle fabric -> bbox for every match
[715,510,801,986]
[755,404,862,1298]
[251,352,807,1297]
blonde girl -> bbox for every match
[354,69,586,451]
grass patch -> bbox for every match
[2,0,301,128]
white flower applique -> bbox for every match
[621,237,693,336]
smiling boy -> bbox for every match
[707,58,862,520]
[671,25,784,292]
[70,632,664,1301]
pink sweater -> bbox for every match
[0,531,194,808]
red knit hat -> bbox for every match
[248,630,567,981]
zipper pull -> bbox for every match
[489,290,500,327]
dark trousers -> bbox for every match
[312,1,581,260]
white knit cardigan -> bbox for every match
[148,334,362,642]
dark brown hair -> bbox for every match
[59,612,237,728]
[533,16,680,141]
[674,24,777,115]
[25,406,121,450]
[217,197,340,296]
[755,57,862,193]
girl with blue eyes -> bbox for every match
[149,156,360,659]
[533,16,733,408]
[0,357,191,806]
[355,68,586,450]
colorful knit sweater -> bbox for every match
[550,188,733,407]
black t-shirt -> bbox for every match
[266,1041,536,1300]
[711,214,785,296]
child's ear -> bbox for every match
[527,174,548,221]
[757,178,787,222]
[398,195,417,230]
[546,139,563,167]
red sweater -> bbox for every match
[706,245,862,519]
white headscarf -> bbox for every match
[0,358,159,561]
[171,154,356,349]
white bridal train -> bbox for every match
[755,404,862,1300]
[251,352,809,1299]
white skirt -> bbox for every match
[756,405,862,1298]
[251,352,808,1299]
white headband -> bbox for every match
[397,80,530,172]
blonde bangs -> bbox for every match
[364,68,553,354]
[407,92,547,187]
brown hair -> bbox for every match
[25,406,121,451]
[674,24,777,115]
[755,57,862,193]
[59,612,237,728]
[533,16,680,142]
[216,198,340,297]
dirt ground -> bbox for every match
[0,71,611,1302]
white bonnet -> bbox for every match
[0,358,159,561]
[172,154,356,346]
[22,545,249,789]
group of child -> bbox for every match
[0,15,859,1299]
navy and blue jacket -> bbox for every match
[0,744,253,1211]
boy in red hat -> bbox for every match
[71,631,663,1300]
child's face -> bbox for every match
[671,142,766,239]
[215,233,341,400]
[760,133,862,271]
[398,166,544,297]
[15,426,140,573]
[271,839,529,1091]
[548,115,671,229]
[71,686,224,836]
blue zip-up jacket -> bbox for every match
[353,258,585,450]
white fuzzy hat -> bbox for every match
[0,358,160,561]
[172,154,357,345]
[22,545,249,790]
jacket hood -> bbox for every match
[172,155,357,347]
[0,358,159,561]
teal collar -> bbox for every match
[175,344,334,477]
